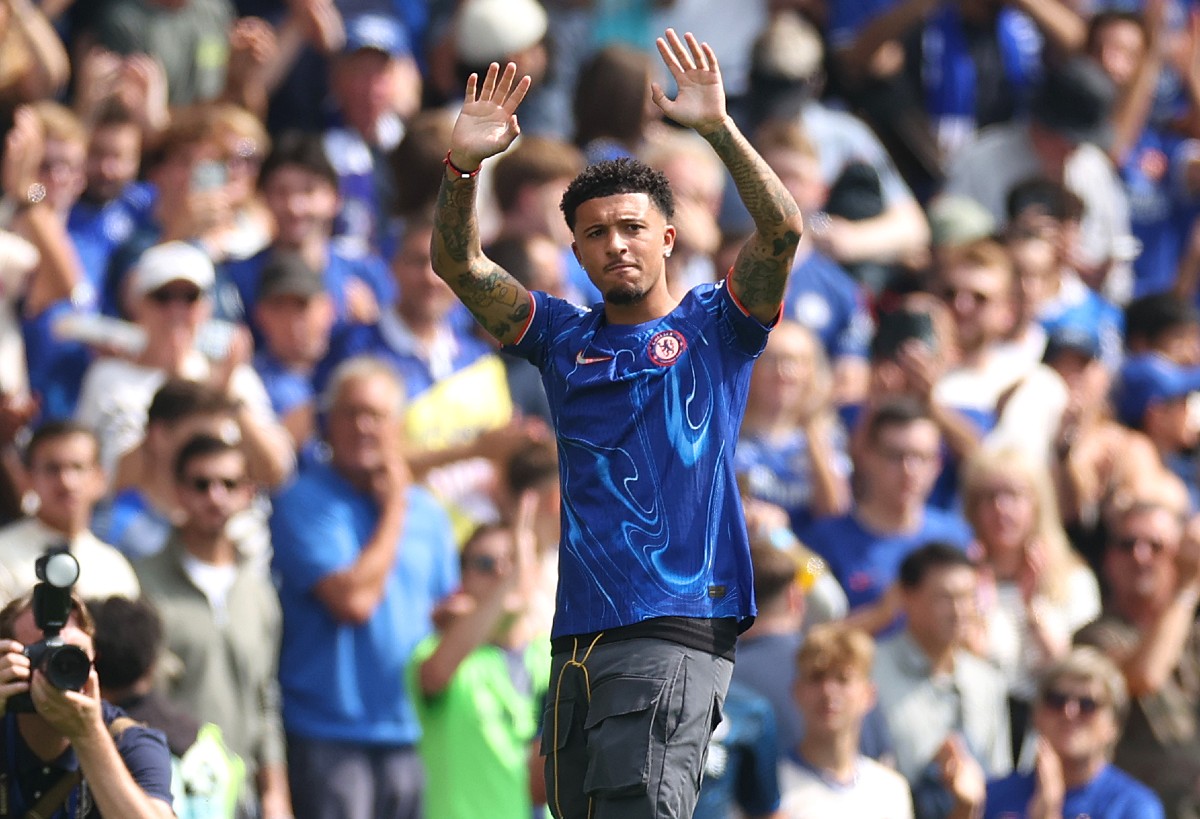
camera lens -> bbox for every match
[43,645,91,691]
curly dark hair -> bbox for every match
[559,158,674,232]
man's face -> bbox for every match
[27,434,105,528]
[939,262,1014,353]
[793,663,875,739]
[571,193,675,308]
[175,450,251,539]
[134,280,209,347]
[1092,20,1146,89]
[1033,676,1118,766]
[1105,506,1183,604]
[903,564,977,653]
[86,123,142,203]
[261,165,340,247]
[1008,234,1058,322]
[331,49,396,136]
[860,420,942,510]
[327,374,402,479]
[393,225,456,325]
[11,609,93,665]
[256,293,334,365]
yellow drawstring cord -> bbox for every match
[552,632,605,819]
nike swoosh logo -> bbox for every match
[576,351,614,365]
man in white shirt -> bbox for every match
[873,543,1011,813]
[0,421,138,603]
[779,622,912,818]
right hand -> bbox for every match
[0,639,30,716]
[447,62,531,170]
[369,450,411,510]
[1029,737,1065,817]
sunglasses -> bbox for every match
[1113,536,1168,554]
[148,287,203,305]
[1041,690,1103,717]
[186,476,243,493]
[464,555,502,575]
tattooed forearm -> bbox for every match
[457,261,531,338]
[702,123,802,248]
[699,119,803,318]
[432,175,480,265]
[431,172,533,344]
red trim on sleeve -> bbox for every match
[511,291,537,345]
[724,268,782,324]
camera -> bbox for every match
[7,547,92,713]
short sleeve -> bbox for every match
[115,722,175,807]
[715,279,774,358]
[504,291,589,370]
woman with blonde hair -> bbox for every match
[961,445,1101,758]
[736,320,852,534]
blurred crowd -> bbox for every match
[0,0,1199,817]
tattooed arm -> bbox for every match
[431,62,534,345]
[653,30,803,324]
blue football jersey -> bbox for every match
[507,281,771,638]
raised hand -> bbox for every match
[2,107,44,204]
[448,61,531,170]
[651,29,728,134]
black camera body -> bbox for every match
[7,547,91,713]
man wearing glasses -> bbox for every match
[1074,495,1200,817]
[134,433,293,819]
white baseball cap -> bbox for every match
[130,241,215,298]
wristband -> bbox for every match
[443,151,480,180]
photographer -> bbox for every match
[0,589,174,818]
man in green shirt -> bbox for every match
[407,498,549,819]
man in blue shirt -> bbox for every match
[802,398,973,636]
[270,356,459,819]
[430,29,803,819]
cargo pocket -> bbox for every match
[582,675,666,799]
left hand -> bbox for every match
[31,669,103,743]
[651,29,728,134]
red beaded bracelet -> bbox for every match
[443,150,481,179]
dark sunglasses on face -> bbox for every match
[148,287,203,305]
[1041,690,1102,717]
[465,555,501,575]
[1113,536,1168,554]
[187,476,243,493]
